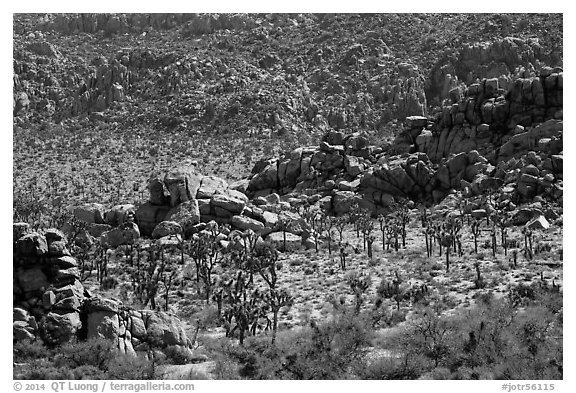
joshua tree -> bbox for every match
[252,244,294,344]
[220,271,266,345]
[161,260,178,311]
[190,222,226,302]
[229,229,261,286]
[189,232,209,295]
[441,231,453,272]
[492,212,509,256]
[309,209,325,254]
[522,227,534,260]
[346,271,371,314]
[334,216,348,243]
[419,204,429,228]
[474,261,485,289]
[377,271,405,310]
[212,284,225,318]
[347,203,362,239]
[276,214,291,252]
[301,204,322,252]
[321,215,336,255]
[447,217,463,257]
[433,223,443,257]
[378,214,388,252]
[358,215,375,252]
[490,224,498,258]
[178,235,187,265]
[395,203,410,248]
[339,243,349,271]
[512,249,519,268]
[367,234,375,260]
[471,219,481,254]
[97,248,109,286]
[139,243,166,310]
[386,220,401,252]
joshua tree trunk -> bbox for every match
[355,293,362,314]
[474,235,478,254]
[445,244,450,272]
[367,239,373,259]
[272,309,279,345]
[382,231,386,252]
[402,227,407,248]
[239,328,245,345]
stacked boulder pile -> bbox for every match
[13,224,194,357]
[69,165,316,251]
[427,37,555,103]
[135,166,249,237]
[14,224,84,345]
[72,202,140,248]
[246,128,498,213]
[409,70,562,162]
[134,165,319,250]
[247,69,562,214]
[247,131,377,196]
[71,57,131,116]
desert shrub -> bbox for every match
[209,340,259,379]
[211,337,281,379]
[275,309,373,379]
[383,289,563,380]
[183,368,211,380]
[101,276,119,290]
[508,282,537,306]
[204,303,375,380]
[16,360,75,380]
[107,354,157,379]
[15,337,158,380]
[54,337,116,370]
[13,339,49,362]
[195,304,221,328]
[70,365,108,380]
[389,309,408,325]
[213,356,241,380]
[163,345,194,365]
[360,353,428,380]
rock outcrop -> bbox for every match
[409,71,562,162]
[13,225,194,357]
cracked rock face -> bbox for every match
[13,227,195,356]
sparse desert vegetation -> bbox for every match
[13,13,562,380]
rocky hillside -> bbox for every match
[13,14,563,380]
[13,14,562,179]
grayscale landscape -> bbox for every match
[13,13,563,380]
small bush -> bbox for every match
[14,337,157,380]
[54,337,115,370]
[163,345,194,365]
[13,339,49,362]
[17,361,75,380]
[101,276,119,290]
[107,354,156,379]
